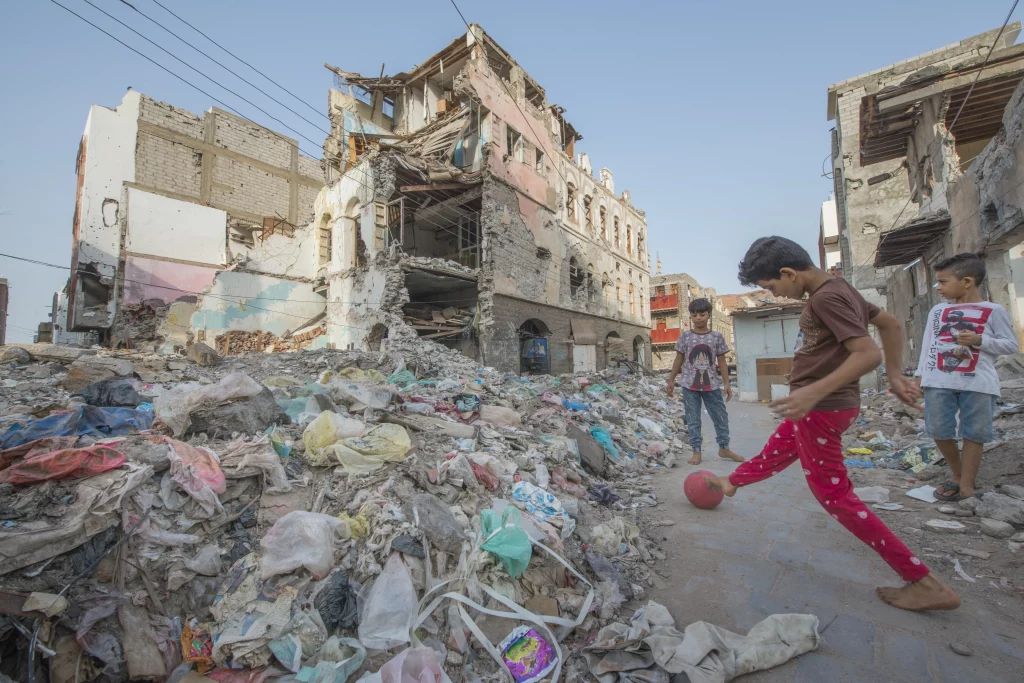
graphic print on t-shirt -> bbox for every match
[689,344,714,390]
[934,305,991,373]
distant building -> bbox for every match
[648,272,732,370]
[819,194,841,273]
[0,278,7,346]
[731,302,805,401]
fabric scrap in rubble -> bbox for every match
[583,601,819,683]
[0,405,153,450]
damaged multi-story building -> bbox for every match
[54,25,652,374]
[648,270,732,371]
[827,23,1024,364]
[314,24,652,374]
[54,90,327,353]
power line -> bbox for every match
[47,0,323,161]
[851,0,1019,271]
[116,0,330,135]
[77,0,326,152]
[148,0,326,121]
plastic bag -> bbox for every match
[358,553,418,651]
[0,445,126,484]
[343,424,411,460]
[322,443,389,475]
[315,572,360,632]
[161,437,226,517]
[481,508,533,578]
[636,417,665,437]
[379,646,444,683]
[388,369,417,386]
[478,405,522,427]
[260,511,344,580]
[329,382,394,410]
[590,517,640,556]
[533,462,550,490]
[71,379,142,407]
[298,636,367,683]
[589,426,620,462]
[471,461,500,491]
[156,373,263,437]
[500,627,556,683]
[303,411,366,459]
[0,405,153,450]
[185,545,223,576]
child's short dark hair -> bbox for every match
[935,253,986,285]
[738,236,815,286]
[689,298,712,315]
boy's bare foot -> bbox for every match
[718,448,745,463]
[876,574,960,611]
[688,451,702,465]
[705,475,738,497]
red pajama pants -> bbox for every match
[728,408,930,583]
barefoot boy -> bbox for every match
[707,237,960,612]
[918,254,1018,501]
[666,298,744,465]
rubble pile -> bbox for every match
[0,337,694,682]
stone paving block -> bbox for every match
[819,614,875,667]
[760,520,794,540]
[792,651,887,683]
[977,610,1024,661]
[714,553,781,593]
[934,647,1009,683]
[879,631,933,683]
[768,540,810,570]
[808,547,877,585]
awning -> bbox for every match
[570,319,597,345]
[874,211,951,267]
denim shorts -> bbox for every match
[923,387,997,444]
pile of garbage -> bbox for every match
[0,338,695,682]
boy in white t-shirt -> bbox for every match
[914,253,1019,501]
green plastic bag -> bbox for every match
[481,507,532,578]
[388,369,417,386]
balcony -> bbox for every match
[651,327,680,345]
[650,293,679,312]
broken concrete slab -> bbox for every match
[975,492,1024,527]
[568,423,606,476]
[186,341,221,366]
[0,347,31,365]
[184,387,290,438]
[59,356,134,392]
[5,343,95,363]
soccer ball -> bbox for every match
[684,470,724,509]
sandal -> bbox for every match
[934,481,961,502]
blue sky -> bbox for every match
[0,0,1015,341]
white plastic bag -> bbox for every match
[260,511,344,580]
[478,405,522,427]
[155,373,263,437]
[358,553,418,651]
[534,462,551,490]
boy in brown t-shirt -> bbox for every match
[707,237,960,612]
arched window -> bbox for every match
[629,282,636,316]
[319,213,333,265]
[569,257,584,296]
[599,207,607,240]
[613,217,620,248]
[626,225,633,254]
[567,183,578,223]
[615,278,622,314]
[587,263,595,303]
[637,229,646,263]
[583,196,593,232]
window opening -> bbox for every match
[626,225,633,254]
[458,212,481,269]
[614,217,620,248]
[535,149,544,172]
[567,183,578,223]
[569,257,584,296]
[583,196,593,232]
[319,214,333,265]
[599,206,607,239]
[506,125,525,162]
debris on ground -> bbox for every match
[0,337,746,682]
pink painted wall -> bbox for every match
[122,256,219,305]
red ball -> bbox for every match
[684,470,724,509]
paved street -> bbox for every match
[650,401,1021,682]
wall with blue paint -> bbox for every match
[191,272,326,338]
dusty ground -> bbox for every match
[646,401,1024,683]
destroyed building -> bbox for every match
[648,271,732,371]
[827,22,1024,315]
[315,24,652,375]
[53,90,327,353]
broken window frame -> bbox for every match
[629,282,636,316]
[599,206,607,240]
[458,211,481,269]
[626,225,633,255]
[566,183,578,223]
[319,214,333,265]
[506,124,525,163]
[614,217,620,249]
[535,148,544,173]
[583,195,593,232]
[569,257,584,296]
